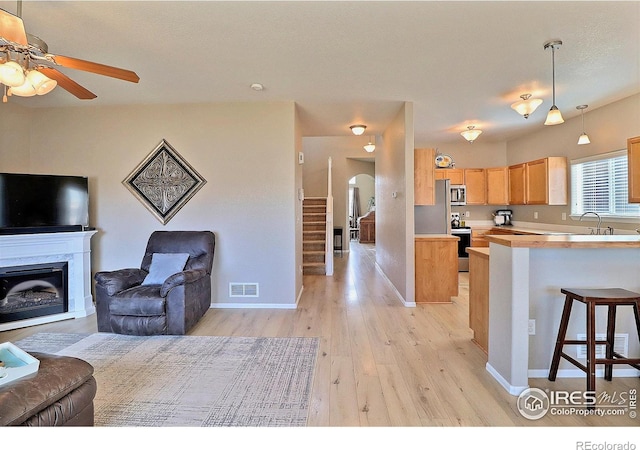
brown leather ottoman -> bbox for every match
[0,352,96,426]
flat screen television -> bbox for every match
[0,173,89,235]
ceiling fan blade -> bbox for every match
[37,67,97,100]
[50,54,140,83]
[0,8,28,46]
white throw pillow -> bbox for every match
[141,253,190,286]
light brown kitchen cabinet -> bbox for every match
[464,168,487,205]
[415,236,458,303]
[471,228,491,247]
[508,163,526,205]
[467,247,489,354]
[414,148,436,205]
[526,157,567,205]
[435,168,464,185]
[486,167,509,205]
[628,136,640,203]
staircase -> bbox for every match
[302,197,327,275]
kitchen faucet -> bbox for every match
[580,211,602,235]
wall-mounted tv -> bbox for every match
[0,173,89,235]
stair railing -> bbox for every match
[325,157,334,276]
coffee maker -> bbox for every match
[493,209,513,226]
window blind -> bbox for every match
[571,151,640,218]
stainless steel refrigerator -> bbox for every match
[415,179,452,234]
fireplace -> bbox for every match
[0,262,69,324]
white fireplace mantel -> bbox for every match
[0,230,97,332]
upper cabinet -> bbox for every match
[464,168,487,205]
[435,168,464,185]
[629,136,640,203]
[415,148,436,205]
[526,157,567,205]
[508,163,527,205]
[485,167,509,205]
[509,157,567,205]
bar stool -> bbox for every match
[548,288,640,397]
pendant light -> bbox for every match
[576,105,591,145]
[461,125,482,143]
[543,40,564,125]
[511,93,543,119]
[363,136,375,153]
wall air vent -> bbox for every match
[576,333,628,359]
[229,282,259,298]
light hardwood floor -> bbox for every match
[1,242,638,428]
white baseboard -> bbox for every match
[486,362,529,396]
[374,261,415,307]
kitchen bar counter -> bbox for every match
[484,234,640,395]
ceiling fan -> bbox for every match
[0,1,139,101]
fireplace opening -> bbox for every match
[0,262,68,324]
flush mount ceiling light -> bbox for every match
[363,137,375,153]
[250,83,264,91]
[543,40,564,126]
[511,93,543,119]
[461,125,482,143]
[350,124,366,135]
[576,105,591,145]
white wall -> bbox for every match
[0,103,31,171]
[13,102,299,307]
[377,103,414,302]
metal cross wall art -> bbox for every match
[123,139,206,225]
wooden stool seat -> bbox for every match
[548,288,640,402]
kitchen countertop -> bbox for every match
[485,233,640,248]
[415,234,459,240]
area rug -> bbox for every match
[15,332,318,427]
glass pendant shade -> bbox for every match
[544,105,564,125]
[9,78,37,97]
[27,70,57,95]
[511,94,543,119]
[577,133,591,145]
[461,126,482,143]
[0,61,26,87]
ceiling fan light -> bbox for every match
[578,133,591,145]
[350,124,366,135]
[0,61,26,87]
[511,94,543,119]
[9,78,37,97]
[544,105,564,125]
[461,125,482,143]
[27,70,57,95]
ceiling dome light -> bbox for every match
[461,125,482,143]
[543,40,564,126]
[511,93,543,119]
[576,104,591,145]
[364,139,375,153]
[0,60,26,87]
[350,124,366,135]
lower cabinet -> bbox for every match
[467,247,489,354]
[415,236,458,303]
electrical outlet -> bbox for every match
[562,212,567,221]
[534,211,539,219]
[528,319,536,335]
[465,211,470,217]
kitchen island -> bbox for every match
[484,233,640,395]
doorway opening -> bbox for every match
[348,174,375,244]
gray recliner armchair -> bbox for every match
[94,231,215,335]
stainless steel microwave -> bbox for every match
[450,185,467,205]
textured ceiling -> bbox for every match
[1,1,639,144]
